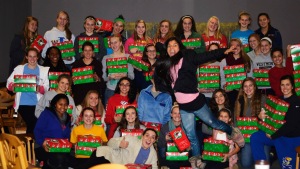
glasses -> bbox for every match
[120,83,130,87]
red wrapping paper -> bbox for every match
[169,127,190,152]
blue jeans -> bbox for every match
[239,142,270,168]
[180,104,232,156]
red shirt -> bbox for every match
[201,33,228,50]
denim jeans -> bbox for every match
[180,104,232,156]
[239,143,270,168]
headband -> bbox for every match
[114,18,125,24]
[181,15,192,21]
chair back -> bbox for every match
[0,133,28,169]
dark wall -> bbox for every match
[1,0,31,81]
[2,0,299,81]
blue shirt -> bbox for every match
[134,147,150,164]
[19,64,39,105]
[231,29,254,53]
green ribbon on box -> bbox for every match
[264,118,284,128]
[225,81,242,90]
[166,152,189,161]
[265,109,285,121]
[129,45,145,52]
[78,37,99,53]
[75,149,93,156]
[73,77,95,85]
[182,41,201,48]
[14,76,37,84]
[48,147,71,153]
[127,57,149,71]
[167,143,179,152]
[56,42,73,50]
[198,74,220,81]
[266,98,289,112]
[258,121,276,135]
[72,69,94,77]
[256,80,270,87]
[253,72,269,78]
[203,142,229,153]
[236,120,258,127]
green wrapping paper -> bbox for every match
[72,66,94,76]
[73,75,95,85]
[198,65,220,73]
[106,57,127,66]
[265,95,289,112]
[107,65,128,74]
[66,105,73,116]
[293,71,300,79]
[45,138,72,153]
[54,41,75,58]
[238,126,258,135]
[225,81,243,90]
[48,72,70,80]
[103,37,111,48]
[225,72,246,82]
[14,75,37,84]
[255,78,271,87]
[129,41,147,52]
[144,71,154,81]
[75,146,96,156]
[253,69,269,78]
[295,78,300,88]
[293,62,300,71]
[236,117,258,126]
[115,104,137,114]
[264,117,285,128]
[121,129,143,139]
[243,134,251,143]
[78,37,99,53]
[203,138,229,153]
[202,151,224,162]
[198,80,220,88]
[166,152,189,161]
[77,135,102,147]
[198,73,220,81]
[223,64,245,74]
[296,87,300,96]
[167,143,180,152]
[127,56,150,71]
[265,104,286,121]
[258,121,277,135]
[50,80,58,89]
[291,53,300,63]
[14,84,37,92]
[182,38,201,48]
[290,44,300,55]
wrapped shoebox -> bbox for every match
[264,116,285,129]
[255,78,270,87]
[253,69,269,78]
[77,135,102,147]
[203,138,229,153]
[45,138,72,153]
[182,38,202,48]
[14,75,37,84]
[73,75,95,85]
[166,152,189,161]
[125,163,152,169]
[169,127,191,152]
[53,41,75,59]
[166,142,180,152]
[265,95,289,113]
[202,151,225,162]
[264,104,286,121]
[198,65,220,74]
[223,64,245,75]
[95,18,113,31]
[198,73,220,81]
[225,80,243,90]
[75,145,96,157]
[225,72,246,82]
[72,66,94,76]
[128,56,150,71]
[14,84,37,92]
[49,80,58,89]
[236,117,258,143]
[198,80,220,88]
[30,35,47,52]
[121,129,143,138]
[258,121,277,135]
[78,37,99,53]
[128,41,147,52]
[48,72,70,80]
[107,65,128,74]
[106,57,128,66]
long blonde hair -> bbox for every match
[204,16,222,39]
[81,90,104,117]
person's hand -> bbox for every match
[93,73,100,82]
[42,140,49,152]
[287,45,292,57]
[222,154,229,162]
[119,137,129,149]
[266,133,271,139]
[36,85,40,93]
[130,47,139,54]
[258,108,267,120]
[165,133,171,141]
[133,65,142,71]
[199,88,214,93]
[114,114,122,123]
[224,45,237,55]
[63,57,73,61]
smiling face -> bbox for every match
[271,51,283,68]
[113,21,124,35]
[119,79,130,96]
[249,36,260,50]
[160,21,169,36]
[56,12,68,28]
[214,91,225,106]
[48,48,60,65]
[208,17,218,33]
[26,50,38,67]
[57,78,69,93]
[125,108,137,124]
[171,107,181,123]
[136,22,146,37]
[88,93,99,108]
[258,15,270,29]
[55,98,68,116]
[260,40,272,55]
[28,20,38,33]
[218,111,231,124]
[230,40,241,55]
[182,18,192,33]
[167,40,180,57]
[281,79,293,98]
[110,37,123,52]
[84,18,95,34]
[141,130,156,149]
[83,45,94,59]
[243,80,255,98]
[82,109,95,126]
[146,46,156,60]
[239,15,250,29]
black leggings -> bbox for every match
[18,105,37,134]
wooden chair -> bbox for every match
[296,146,300,169]
[0,133,28,169]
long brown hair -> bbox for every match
[56,11,72,40]
[118,106,142,134]
[230,38,251,73]
[234,77,262,117]
[23,16,38,47]
[133,20,151,42]
[80,90,104,117]
[154,19,174,42]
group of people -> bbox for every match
[6,10,300,169]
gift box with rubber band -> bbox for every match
[14,75,37,84]
[225,80,243,90]
[255,78,271,87]
[225,72,246,82]
[121,129,143,139]
[223,64,245,75]
[107,65,128,74]
[14,84,37,92]
[128,56,150,71]
[78,37,99,53]
[45,138,72,153]
[106,57,128,66]
[72,66,94,76]
[73,75,95,85]
[198,65,220,74]
[265,95,290,112]
[77,135,102,147]
[53,41,75,58]
[166,152,189,161]
[253,69,269,78]
[264,104,286,121]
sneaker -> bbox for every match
[189,156,197,169]
[195,156,206,169]
[228,127,245,147]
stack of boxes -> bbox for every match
[166,127,190,161]
[128,53,150,71]
[253,69,270,87]
[45,138,72,153]
[14,75,37,92]
[78,37,99,53]
[197,65,220,89]
[182,38,202,48]
[202,138,229,162]
[236,117,258,143]
[75,135,102,157]
[53,41,75,59]
[223,64,246,90]
[106,57,128,74]
[72,66,95,85]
